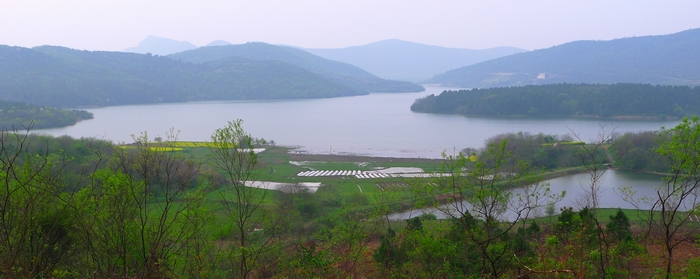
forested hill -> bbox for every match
[411,83,700,118]
[0,45,367,107]
[168,42,425,93]
[0,100,93,129]
[426,28,700,88]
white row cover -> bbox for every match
[297,170,392,179]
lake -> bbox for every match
[37,86,679,159]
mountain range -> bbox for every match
[123,37,525,82]
[302,39,526,82]
[0,45,401,107]
[426,28,700,88]
[168,42,423,93]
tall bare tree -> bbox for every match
[208,119,276,278]
[71,129,205,278]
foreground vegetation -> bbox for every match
[3,119,700,278]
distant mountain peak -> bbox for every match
[123,36,197,56]
[206,40,231,47]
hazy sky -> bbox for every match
[1,0,698,51]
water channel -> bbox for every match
[389,169,669,221]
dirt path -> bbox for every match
[287,152,442,163]
[603,146,616,165]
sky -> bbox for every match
[1,0,698,51]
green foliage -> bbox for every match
[7,120,700,278]
[607,208,632,242]
[481,132,591,169]
[612,130,667,171]
[411,83,700,118]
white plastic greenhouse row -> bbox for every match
[297,170,392,179]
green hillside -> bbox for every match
[0,45,366,107]
[168,42,425,93]
[411,83,700,118]
[426,28,700,88]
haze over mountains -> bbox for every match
[168,43,423,93]
[427,28,700,88]
[2,28,699,111]
[0,45,384,107]
[302,39,526,82]
[122,35,198,55]
[123,36,526,82]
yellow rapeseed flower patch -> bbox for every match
[169,141,218,148]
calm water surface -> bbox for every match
[390,169,667,220]
[37,86,679,159]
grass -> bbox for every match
[541,141,586,147]
[122,142,634,222]
[133,142,700,241]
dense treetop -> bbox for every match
[426,28,700,88]
[411,83,700,118]
[0,44,419,108]
[168,42,425,93]
[0,100,93,129]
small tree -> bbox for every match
[422,139,555,278]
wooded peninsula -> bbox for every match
[411,83,700,119]
[0,100,93,129]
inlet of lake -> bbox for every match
[37,86,679,212]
